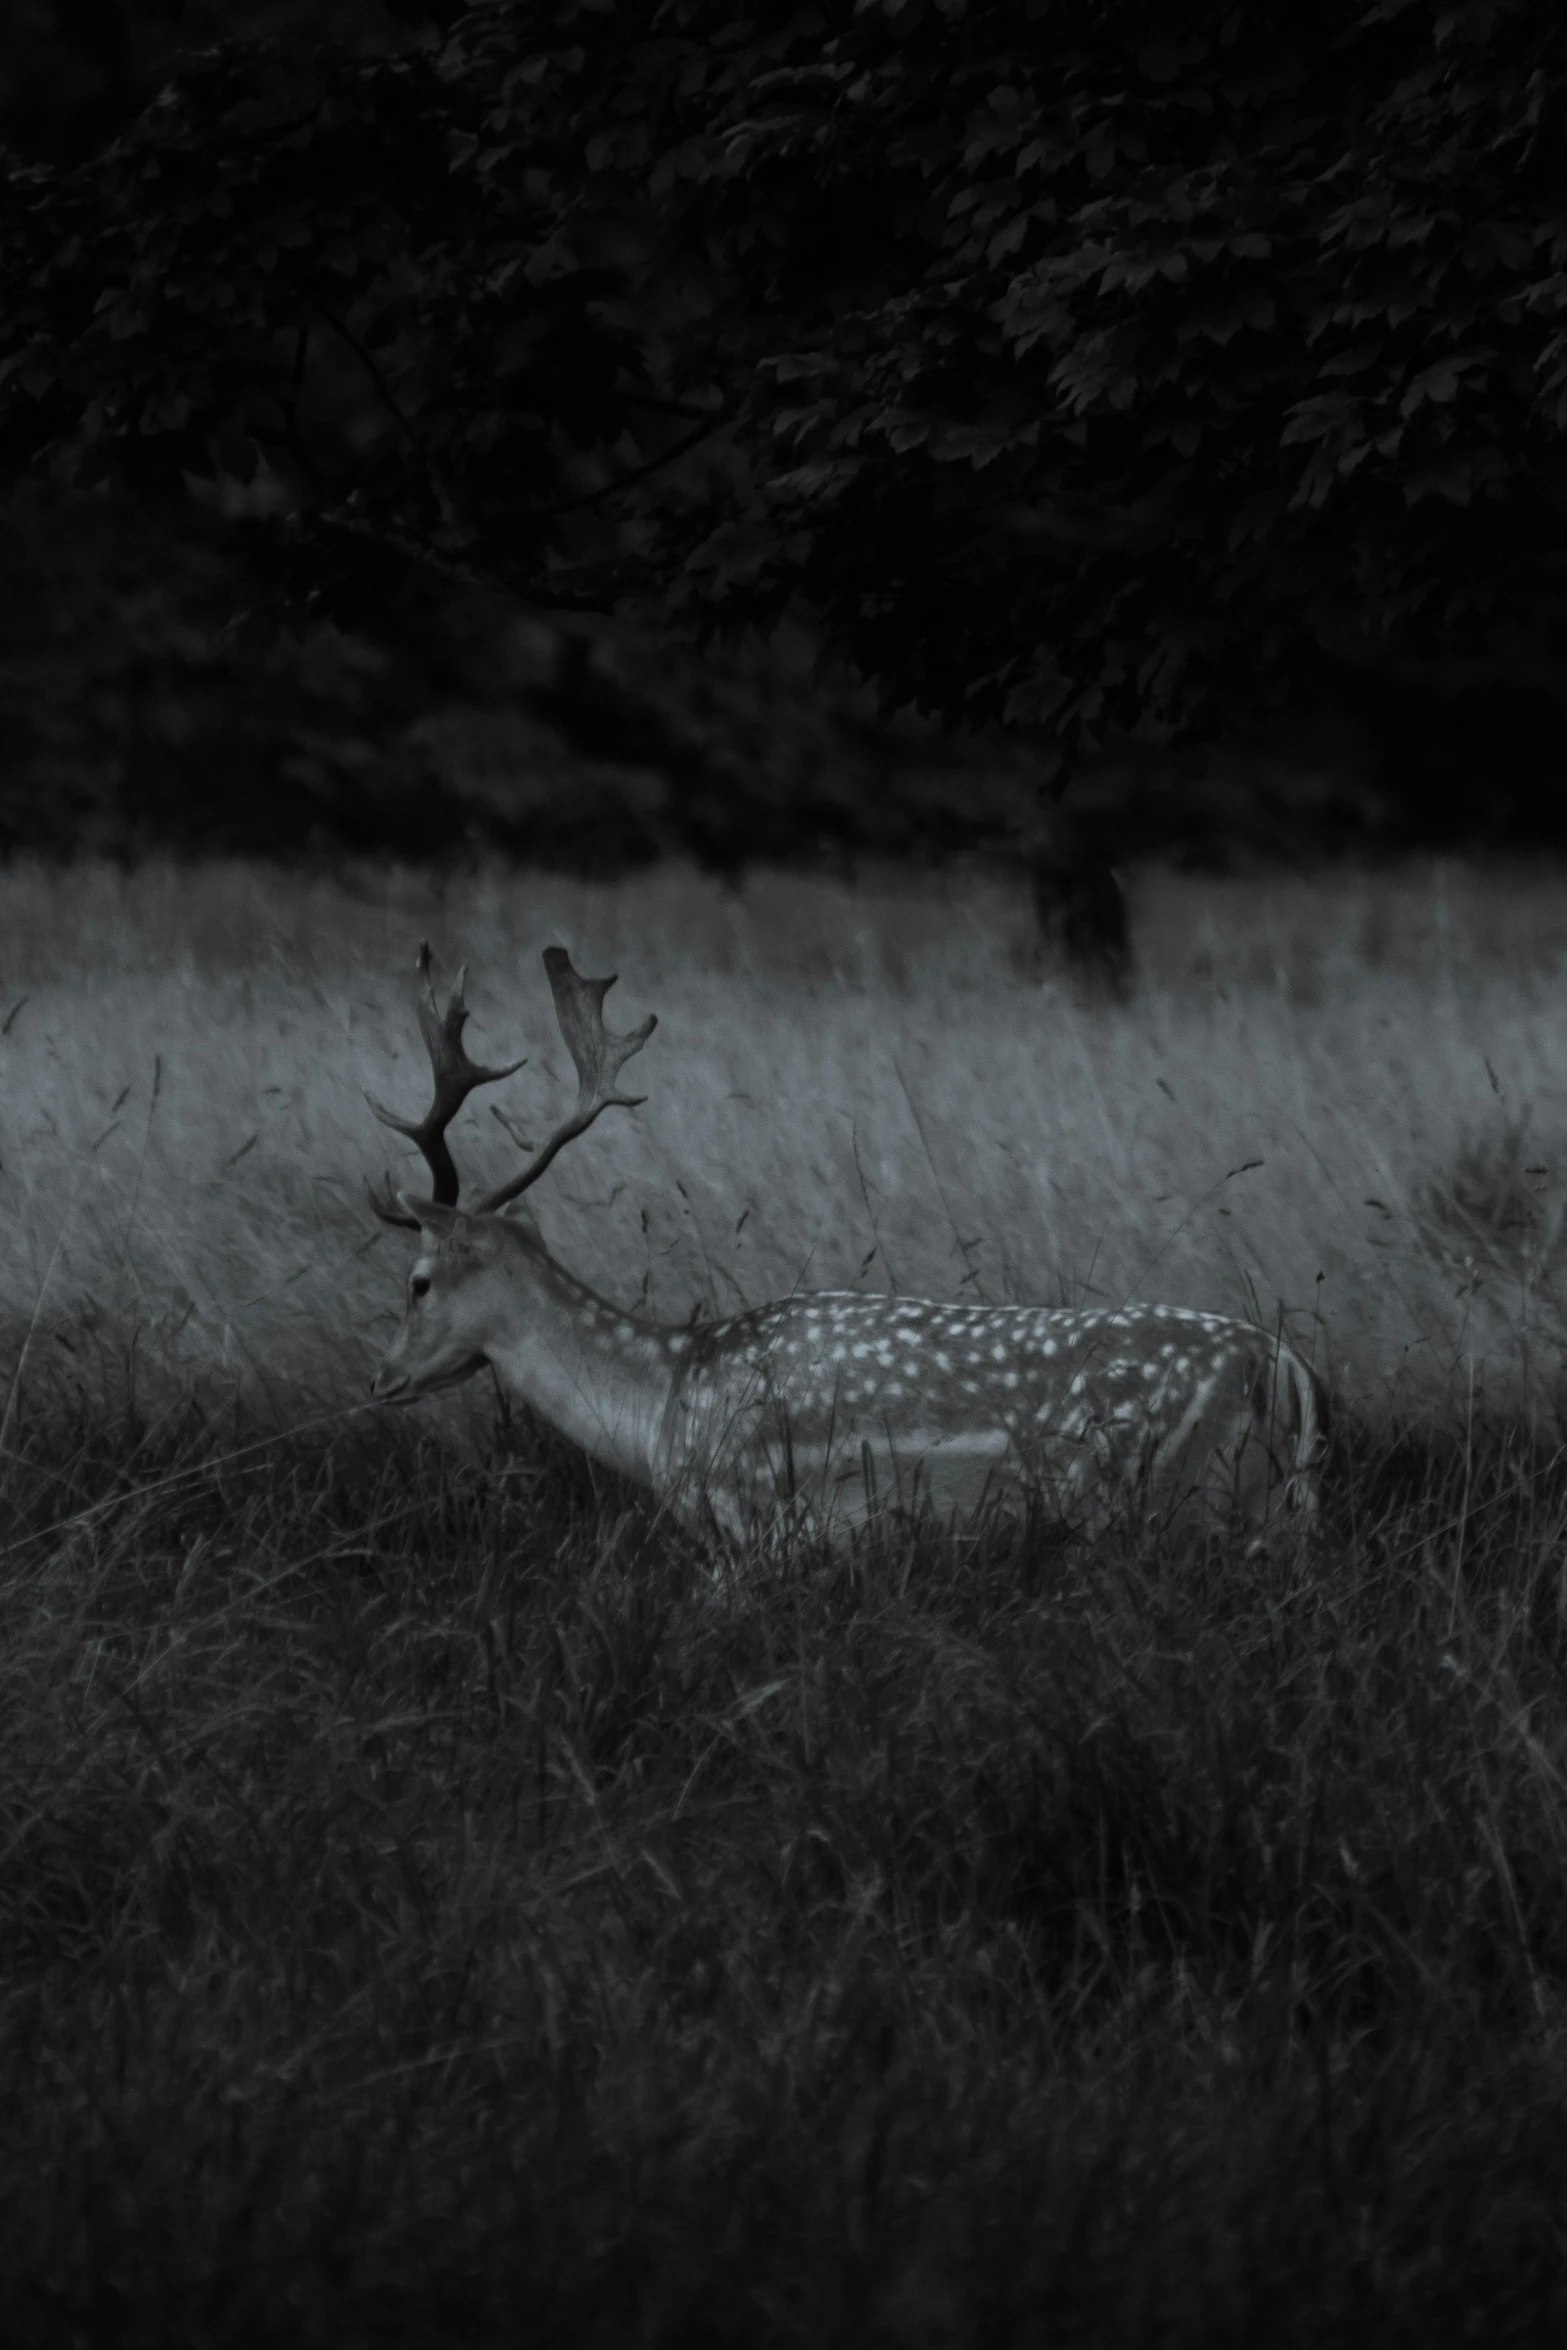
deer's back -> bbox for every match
[657,1294,1321,1546]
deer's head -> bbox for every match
[366,944,655,1404]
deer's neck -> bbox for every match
[483,1237,682,1490]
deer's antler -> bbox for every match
[475,947,656,1215]
[365,942,525,1227]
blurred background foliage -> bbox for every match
[2,0,1566,878]
[0,1,426,161]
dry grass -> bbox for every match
[2,1398,1567,2344]
[2,854,1566,1429]
[6,856,1567,2340]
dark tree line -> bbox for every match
[3,0,1566,806]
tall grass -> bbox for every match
[5,857,1567,2336]
[2,1400,1566,2342]
[2,854,1567,1426]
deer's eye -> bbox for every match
[410,1273,432,1301]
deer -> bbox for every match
[367,944,1327,1551]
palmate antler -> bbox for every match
[365,943,526,1227]
[476,947,657,1213]
[367,941,656,1228]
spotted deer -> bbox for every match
[368,945,1327,1548]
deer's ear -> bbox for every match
[398,1193,461,1240]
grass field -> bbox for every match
[4,855,1567,2342]
[4,853,1567,1425]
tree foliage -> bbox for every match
[4,0,1567,763]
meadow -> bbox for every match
[3,854,1567,2343]
[5,852,1567,1422]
